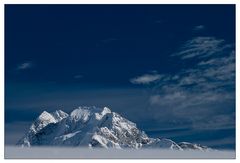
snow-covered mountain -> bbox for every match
[17,106,210,151]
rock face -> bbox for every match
[178,142,211,151]
[17,106,210,151]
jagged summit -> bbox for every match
[29,110,68,134]
[17,106,210,151]
[52,110,69,121]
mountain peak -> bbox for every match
[29,110,68,134]
[38,110,51,119]
[17,106,211,151]
[51,110,69,121]
[102,107,111,113]
[30,111,56,133]
[70,106,94,123]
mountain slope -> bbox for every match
[17,106,210,151]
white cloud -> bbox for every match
[17,62,33,70]
[149,95,161,105]
[171,37,232,59]
[143,36,235,129]
[130,73,162,84]
[193,25,205,31]
[149,92,187,106]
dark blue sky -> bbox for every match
[5,5,235,149]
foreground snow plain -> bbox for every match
[5,146,235,159]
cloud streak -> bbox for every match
[74,75,83,79]
[130,73,162,85]
[171,37,232,59]
[130,36,235,130]
[193,25,205,31]
[17,62,33,70]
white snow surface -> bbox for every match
[17,106,211,151]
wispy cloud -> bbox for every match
[193,25,205,31]
[130,72,162,85]
[171,37,232,59]
[131,36,235,130]
[74,75,83,79]
[17,62,33,70]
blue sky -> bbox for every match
[5,5,235,149]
